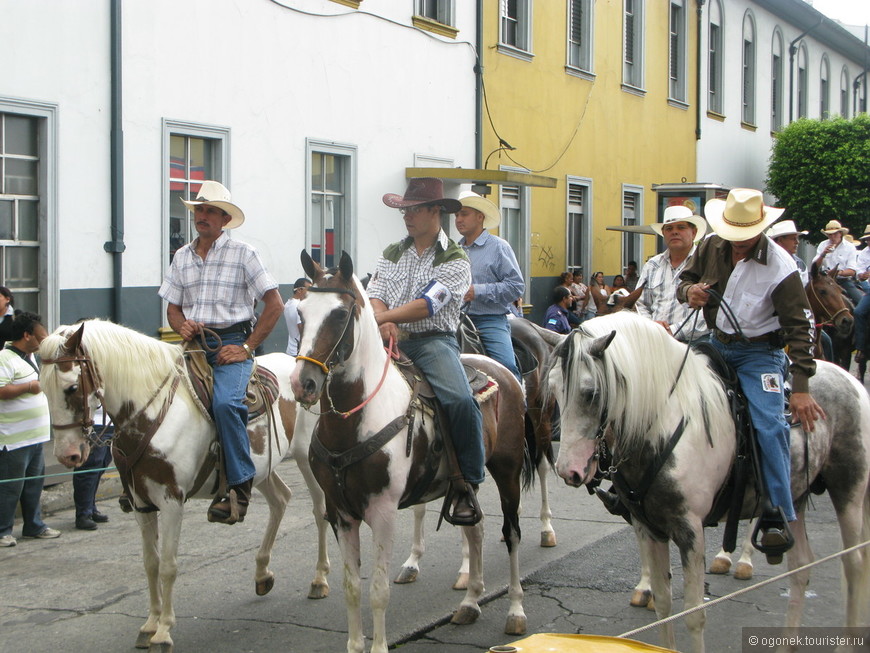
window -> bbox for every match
[820,55,830,119]
[164,121,229,264]
[771,29,784,131]
[623,0,645,90]
[499,179,529,301]
[622,186,643,271]
[567,0,593,74]
[797,43,808,119]
[499,0,533,59]
[307,139,357,268]
[566,177,592,278]
[668,0,686,102]
[416,0,453,26]
[841,66,850,117]
[741,13,756,125]
[708,0,723,114]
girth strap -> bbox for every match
[311,413,408,474]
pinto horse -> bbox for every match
[291,251,531,653]
[551,312,870,653]
[39,320,331,653]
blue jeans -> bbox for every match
[469,313,521,383]
[73,429,113,519]
[854,292,870,352]
[0,443,48,537]
[400,334,485,485]
[837,277,865,307]
[205,332,255,487]
[711,337,795,521]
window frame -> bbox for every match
[797,42,809,119]
[741,11,756,126]
[565,175,593,280]
[668,0,687,103]
[305,138,358,267]
[840,65,851,118]
[621,184,644,272]
[498,0,534,62]
[771,28,784,131]
[622,0,646,93]
[820,54,830,119]
[707,0,724,115]
[566,0,594,78]
[498,165,531,303]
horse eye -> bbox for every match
[335,307,350,321]
[580,388,597,403]
[64,384,78,397]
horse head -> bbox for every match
[39,322,104,468]
[291,249,366,406]
[807,260,853,338]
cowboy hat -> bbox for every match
[649,205,708,239]
[382,177,462,213]
[821,219,849,235]
[458,191,500,229]
[845,234,859,244]
[704,189,785,242]
[180,180,245,229]
[861,224,870,240]
[766,219,808,239]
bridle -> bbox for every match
[805,277,851,328]
[41,348,105,441]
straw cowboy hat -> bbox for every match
[650,205,708,239]
[860,224,870,241]
[382,177,462,213]
[821,219,849,236]
[766,219,808,239]
[845,234,859,244]
[458,191,500,229]
[704,188,785,242]
[180,180,245,229]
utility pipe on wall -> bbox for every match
[105,0,126,322]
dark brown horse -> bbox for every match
[290,251,532,653]
[805,261,854,370]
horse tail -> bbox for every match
[520,437,535,492]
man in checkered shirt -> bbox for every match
[159,181,283,525]
[367,178,484,525]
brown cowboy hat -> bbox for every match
[382,177,461,213]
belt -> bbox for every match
[207,321,252,336]
[713,328,782,345]
[405,330,453,340]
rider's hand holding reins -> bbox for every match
[686,283,711,308]
[790,392,826,432]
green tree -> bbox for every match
[766,114,870,244]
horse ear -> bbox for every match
[810,259,821,278]
[622,283,645,309]
[339,251,354,280]
[301,250,323,283]
[63,322,86,354]
[587,330,616,359]
[827,265,839,279]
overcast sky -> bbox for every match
[808,0,870,27]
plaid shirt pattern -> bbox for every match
[367,230,470,333]
[636,248,709,341]
[159,232,278,328]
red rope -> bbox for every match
[338,336,398,419]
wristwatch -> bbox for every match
[242,343,254,359]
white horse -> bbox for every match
[551,312,870,653]
[39,319,331,653]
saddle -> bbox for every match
[511,334,539,377]
[456,313,537,377]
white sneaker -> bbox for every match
[24,527,61,540]
[0,534,16,547]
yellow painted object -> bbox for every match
[490,633,677,652]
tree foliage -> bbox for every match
[766,114,870,244]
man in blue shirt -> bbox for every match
[455,191,525,382]
[543,287,573,334]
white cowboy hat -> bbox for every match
[704,189,785,242]
[180,180,245,229]
[821,219,849,236]
[766,219,808,239]
[458,191,500,229]
[861,224,870,240]
[649,205,708,239]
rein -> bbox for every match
[805,279,851,328]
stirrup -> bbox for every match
[437,481,482,529]
[118,493,134,514]
[207,487,248,525]
[594,486,632,523]
[750,506,794,564]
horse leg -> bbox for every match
[779,513,811,652]
[291,430,331,599]
[828,487,870,628]
[451,521,485,626]
[454,527,470,590]
[134,511,161,649]
[368,508,398,653]
[336,518,365,653]
[537,454,556,548]
[641,532,676,652]
[253,470,292,596]
[145,502,184,653]
[733,526,756,580]
[502,505,527,635]
[676,524,708,653]
[394,503,426,585]
[630,528,653,608]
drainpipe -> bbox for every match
[695,0,706,140]
[104,0,126,322]
[474,0,483,168]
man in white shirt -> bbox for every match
[851,226,870,363]
[815,220,863,305]
[283,278,311,357]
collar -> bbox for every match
[192,231,229,254]
[399,229,450,253]
[459,229,490,248]
[712,234,770,265]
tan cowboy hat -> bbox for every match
[180,180,245,229]
[859,224,870,240]
[845,234,859,244]
[704,189,785,242]
[458,191,500,229]
[650,205,708,239]
[821,219,849,235]
[382,177,462,213]
[766,219,808,239]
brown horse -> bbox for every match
[290,251,532,653]
[805,261,854,369]
[589,282,645,315]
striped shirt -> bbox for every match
[459,230,525,316]
[636,248,709,341]
[159,232,278,328]
[367,230,470,334]
[0,348,50,450]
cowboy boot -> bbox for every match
[207,478,253,525]
[450,483,481,526]
[594,486,632,523]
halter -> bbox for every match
[805,278,851,328]
[295,286,358,375]
[40,350,104,439]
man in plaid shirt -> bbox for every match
[159,181,283,525]
[367,178,484,525]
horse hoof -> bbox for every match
[504,614,527,636]
[135,632,154,649]
[452,572,469,590]
[255,574,275,596]
[148,642,174,653]
[394,567,419,584]
[540,531,557,548]
[629,589,651,607]
[708,556,732,575]
[646,597,656,612]
[307,582,330,599]
[451,605,481,625]
[733,562,754,580]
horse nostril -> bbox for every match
[303,378,316,395]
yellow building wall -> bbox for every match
[482,0,697,282]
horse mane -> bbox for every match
[40,319,184,408]
[565,312,730,453]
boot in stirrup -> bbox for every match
[208,479,253,525]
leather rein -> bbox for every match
[806,278,851,328]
